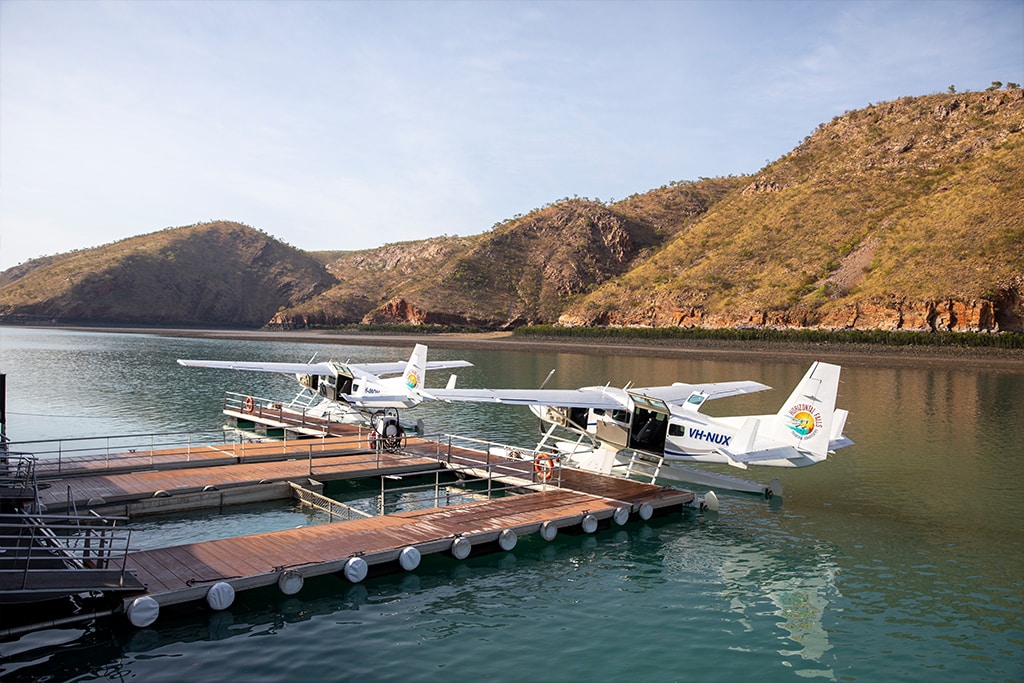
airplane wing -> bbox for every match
[177,358,472,377]
[427,380,769,409]
[177,359,340,375]
[427,387,628,409]
[636,380,772,405]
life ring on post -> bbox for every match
[243,396,255,413]
[534,454,555,482]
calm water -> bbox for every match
[0,327,1022,682]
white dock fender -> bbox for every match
[613,506,630,526]
[451,536,472,560]
[638,502,654,520]
[206,581,235,610]
[498,529,518,551]
[344,556,368,583]
[540,520,558,542]
[127,595,160,628]
[581,514,598,534]
[278,570,304,596]
[702,490,720,512]
[399,546,421,571]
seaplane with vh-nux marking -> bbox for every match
[177,344,472,449]
[427,361,853,498]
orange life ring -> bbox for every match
[243,396,255,413]
[534,454,554,482]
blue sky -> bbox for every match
[1,0,1021,270]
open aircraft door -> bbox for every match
[627,393,670,455]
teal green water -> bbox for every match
[0,327,1022,682]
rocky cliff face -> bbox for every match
[561,286,1022,334]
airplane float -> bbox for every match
[178,345,852,497]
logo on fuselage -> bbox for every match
[786,403,822,438]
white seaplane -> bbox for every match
[178,344,472,447]
[428,360,853,498]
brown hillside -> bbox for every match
[560,90,1024,332]
[270,235,477,327]
[0,222,336,326]
[271,178,743,329]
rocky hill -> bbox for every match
[1,90,1021,333]
[0,222,336,325]
[561,89,1024,333]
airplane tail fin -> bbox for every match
[767,361,841,460]
[402,344,429,391]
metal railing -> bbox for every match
[423,432,564,490]
[0,512,135,594]
[224,391,365,436]
[1,453,37,493]
[3,425,375,478]
[4,429,234,476]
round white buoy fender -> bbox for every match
[344,556,368,583]
[638,502,654,521]
[399,546,421,571]
[127,595,160,628]
[581,514,598,534]
[451,536,472,560]
[702,490,720,512]
[498,529,518,551]
[278,570,304,596]
[613,506,630,526]
[206,582,235,611]
[540,520,558,541]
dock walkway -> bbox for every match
[5,403,697,631]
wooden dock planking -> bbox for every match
[36,450,442,512]
[30,434,372,479]
[120,484,685,608]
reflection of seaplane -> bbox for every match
[429,361,853,497]
[177,344,472,447]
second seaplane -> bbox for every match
[177,344,472,449]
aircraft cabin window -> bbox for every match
[669,424,685,437]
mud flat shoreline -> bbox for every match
[59,325,1024,373]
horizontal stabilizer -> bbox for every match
[734,417,760,454]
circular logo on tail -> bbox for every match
[405,373,419,389]
[786,403,822,438]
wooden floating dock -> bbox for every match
[4,398,698,631]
